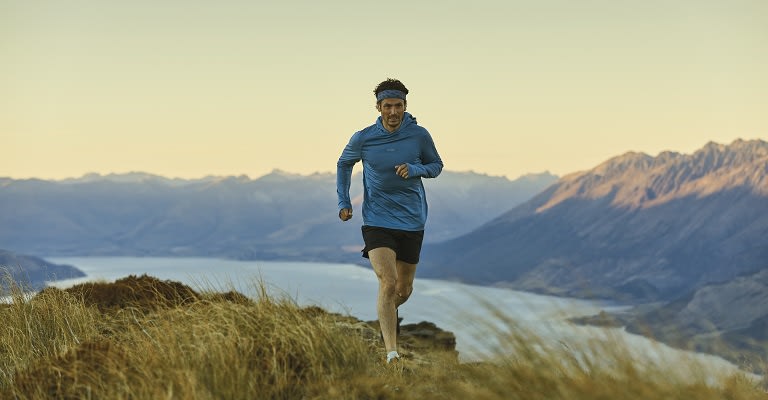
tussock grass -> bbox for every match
[0,274,765,400]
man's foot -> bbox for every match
[386,350,401,364]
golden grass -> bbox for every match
[0,275,766,400]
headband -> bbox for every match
[376,89,407,102]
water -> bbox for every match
[14,257,758,381]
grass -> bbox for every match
[0,274,766,400]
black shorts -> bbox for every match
[361,225,425,264]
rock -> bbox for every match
[362,319,459,364]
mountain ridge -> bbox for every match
[5,169,553,185]
[539,138,767,212]
[0,170,557,262]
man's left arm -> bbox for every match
[407,132,443,178]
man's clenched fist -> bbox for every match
[339,208,353,221]
[395,164,409,179]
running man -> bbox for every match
[336,78,443,364]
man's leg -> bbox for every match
[368,247,399,354]
[395,260,416,307]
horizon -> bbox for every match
[0,167,556,182]
[1,137,762,182]
[3,1,766,180]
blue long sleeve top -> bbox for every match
[337,112,443,231]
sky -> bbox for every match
[2,0,766,180]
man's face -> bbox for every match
[377,98,406,132]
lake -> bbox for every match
[39,256,753,381]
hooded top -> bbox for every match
[337,112,443,231]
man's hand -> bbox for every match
[339,208,353,221]
[395,164,409,179]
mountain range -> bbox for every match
[0,170,557,264]
[419,139,767,300]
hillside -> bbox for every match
[0,249,85,290]
[624,268,768,367]
[0,170,555,263]
[419,139,768,302]
[1,275,763,399]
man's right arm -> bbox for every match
[336,132,362,220]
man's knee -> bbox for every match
[378,276,397,297]
[396,284,413,302]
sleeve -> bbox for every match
[408,131,443,179]
[336,131,363,210]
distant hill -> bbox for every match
[627,269,768,341]
[419,139,768,303]
[622,267,768,369]
[0,170,556,263]
[0,249,85,290]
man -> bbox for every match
[336,78,443,364]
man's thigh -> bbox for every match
[368,247,398,281]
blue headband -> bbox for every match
[376,89,407,102]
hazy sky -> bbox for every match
[2,0,766,180]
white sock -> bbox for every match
[386,350,400,363]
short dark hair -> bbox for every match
[373,78,409,104]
